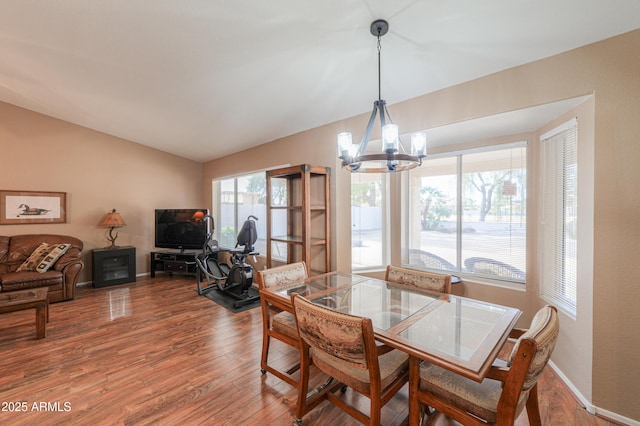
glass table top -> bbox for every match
[307,279,442,331]
[272,272,369,299]
[397,297,512,361]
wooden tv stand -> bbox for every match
[150,251,198,277]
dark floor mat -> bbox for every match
[201,286,260,313]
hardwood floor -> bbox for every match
[0,276,617,425]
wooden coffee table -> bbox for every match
[0,287,49,339]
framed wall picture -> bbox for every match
[0,190,67,224]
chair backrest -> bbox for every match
[385,265,452,294]
[496,305,559,421]
[256,261,308,290]
[508,305,560,391]
[292,294,374,370]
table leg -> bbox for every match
[35,303,46,339]
[409,356,421,426]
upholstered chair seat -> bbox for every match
[271,310,297,336]
[310,346,408,395]
[418,362,528,423]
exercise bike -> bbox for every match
[195,215,260,308]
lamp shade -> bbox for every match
[99,209,126,228]
[99,209,126,249]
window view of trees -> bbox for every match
[407,145,527,282]
[467,172,510,222]
[246,174,287,206]
[216,173,267,253]
[420,186,452,231]
[352,181,381,207]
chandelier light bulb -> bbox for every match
[411,133,427,157]
[337,132,353,158]
[382,124,399,152]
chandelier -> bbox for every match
[337,19,427,173]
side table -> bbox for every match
[92,246,136,288]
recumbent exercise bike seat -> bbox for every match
[195,215,261,308]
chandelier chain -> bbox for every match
[377,33,382,101]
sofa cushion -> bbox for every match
[16,242,51,272]
[17,242,71,273]
[35,244,71,273]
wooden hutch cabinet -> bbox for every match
[265,164,330,276]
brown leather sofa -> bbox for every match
[0,234,84,303]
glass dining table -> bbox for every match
[260,271,521,383]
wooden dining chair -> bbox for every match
[409,305,560,426]
[385,265,452,294]
[256,261,308,387]
[291,293,409,425]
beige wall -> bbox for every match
[204,30,640,422]
[0,102,204,283]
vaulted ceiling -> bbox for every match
[1,1,639,162]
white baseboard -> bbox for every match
[548,361,639,425]
[596,407,639,426]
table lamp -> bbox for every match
[98,209,126,248]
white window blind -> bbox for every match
[539,119,578,314]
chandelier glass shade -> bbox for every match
[337,19,427,173]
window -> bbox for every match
[351,173,388,270]
[406,144,527,283]
[213,172,267,254]
[539,119,577,314]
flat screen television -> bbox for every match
[154,208,210,251]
